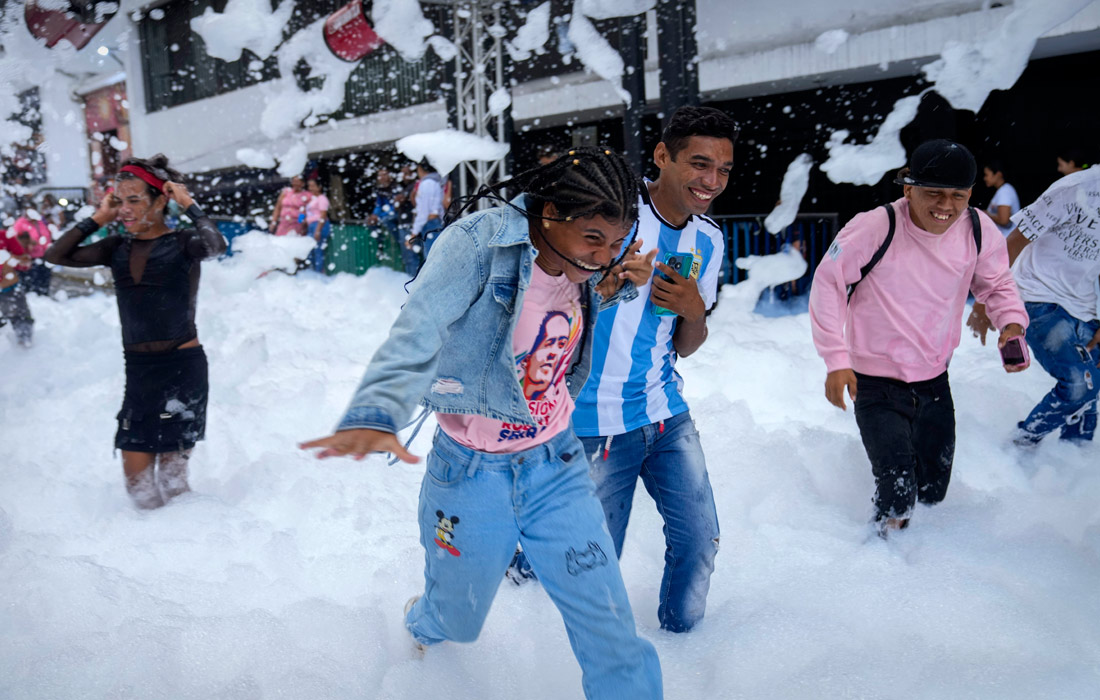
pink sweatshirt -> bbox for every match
[810,197,1028,383]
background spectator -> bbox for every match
[1,228,35,346]
[368,168,419,276]
[1056,147,1090,177]
[11,199,53,296]
[408,160,445,261]
[270,175,312,237]
[305,179,331,273]
[982,159,1021,237]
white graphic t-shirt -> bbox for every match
[1011,168,1100,321]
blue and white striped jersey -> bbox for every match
[573,185,725,437]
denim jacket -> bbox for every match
[337,196,637,434]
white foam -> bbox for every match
[395,129,510,176]
[764,153,814,234]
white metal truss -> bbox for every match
[450,1,509,203]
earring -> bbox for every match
[543,220,551,229]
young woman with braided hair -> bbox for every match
[46,154,227,509]
[301,147,663,698]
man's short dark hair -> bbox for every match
[661,106,740,160]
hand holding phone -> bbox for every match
[652,252,693,316]
[999,335,1030,370]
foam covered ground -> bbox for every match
[2,255,1098,699]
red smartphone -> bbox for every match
[1000,336,1030,367]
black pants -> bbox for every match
[853,372,955,521]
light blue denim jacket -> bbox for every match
[336,196,637,434]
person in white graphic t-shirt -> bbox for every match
[970,167,1100,444]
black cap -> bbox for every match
[895,139,977,189]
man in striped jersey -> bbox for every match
[575,106,737,632]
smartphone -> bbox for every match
[1000,336,1030,367]
[653,252,693,316]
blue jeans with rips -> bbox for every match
[1018,302,1100,443]
[582,410,719,633]
[406,427,663,700]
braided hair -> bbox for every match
[445,146,639,230]
[115,153,183,213]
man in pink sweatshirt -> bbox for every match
[809,139,1029,536]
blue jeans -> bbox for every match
[420,217,444,261]
[406,427,663,700]
[583,410,719,633]
[391,224,420,276]
[1019,302,1100,442]
[307,221,331,273]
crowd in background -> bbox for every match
[264,158,454,277]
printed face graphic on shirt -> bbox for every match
[521,311,573,401]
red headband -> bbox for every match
[119,165,166,193]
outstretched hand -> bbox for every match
[825,369,858,410]
[299,428,420,464]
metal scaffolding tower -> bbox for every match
[448,0,510,202]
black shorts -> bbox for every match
[115,345,209,453]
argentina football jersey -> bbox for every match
[573,184,725,437]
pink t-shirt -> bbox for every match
[437,264,583,452]
[306,194,329,224]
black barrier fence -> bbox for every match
[713,213,839,295]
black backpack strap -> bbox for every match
[847,204,896,303]
[968,206,982,255]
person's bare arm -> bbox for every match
[1006,228,1029,265]
[990,205,1013,227]
[270,190,285,232]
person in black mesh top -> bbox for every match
[47,154,227,509]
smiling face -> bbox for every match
[653,135,734,223]
[904,184,972,235]
[290,176,304,191]
[535,206,633,284]
[307,179,321,195]
[115,178,166,235]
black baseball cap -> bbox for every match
[895,139,977,189]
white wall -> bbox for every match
[39,78,91,191]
